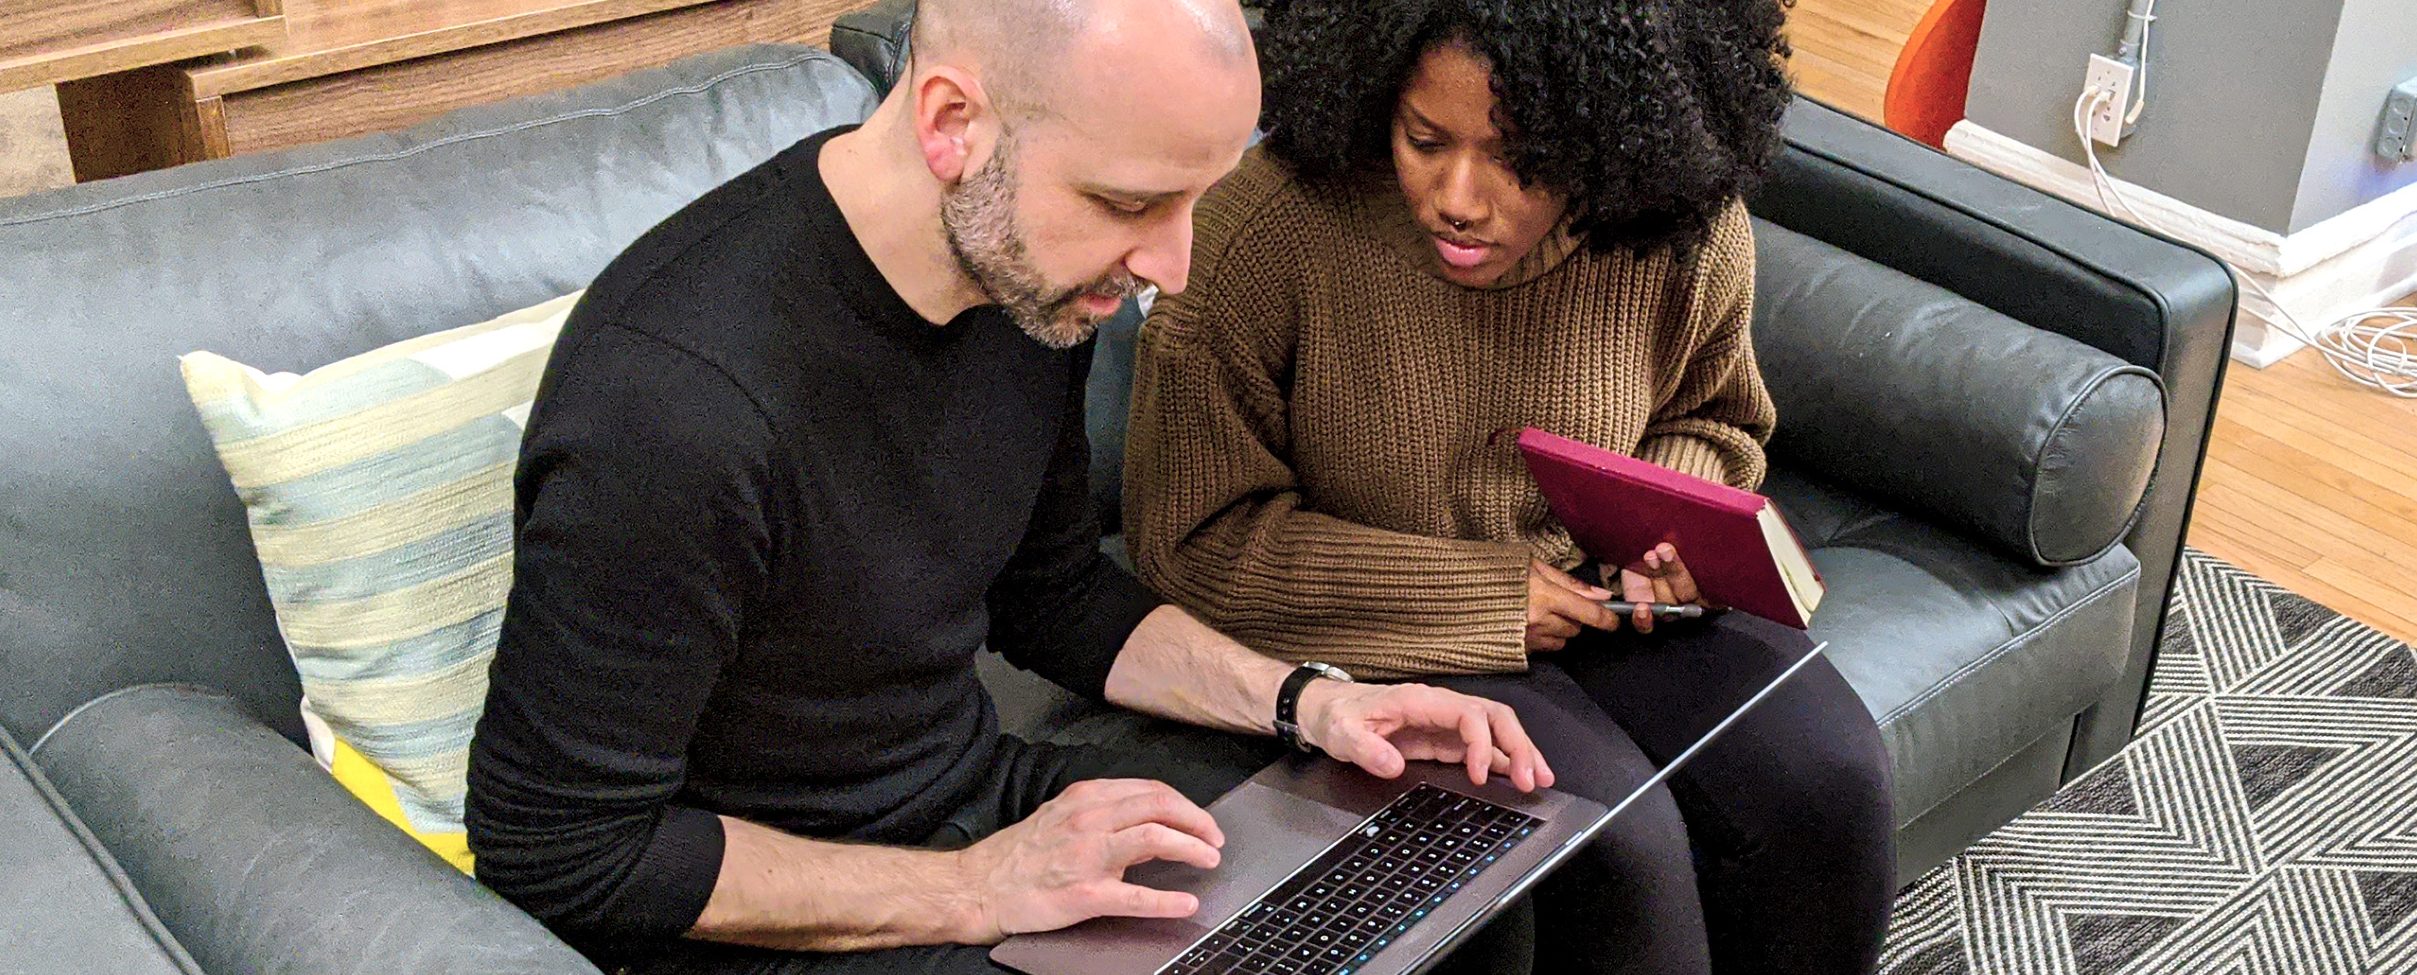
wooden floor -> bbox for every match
[1785,0,2417,645]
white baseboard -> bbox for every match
[1943,120,2417,369]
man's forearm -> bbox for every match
[688,815,983,952]
[1101,604,1318,738]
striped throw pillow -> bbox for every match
[180,292,581,871]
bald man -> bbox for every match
[463,2,1547,972]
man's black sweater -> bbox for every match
[464,127,1163,947]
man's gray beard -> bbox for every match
[940,134,1138,350]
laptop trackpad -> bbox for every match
[991,780,1364,975]
[1130,778,1369,922]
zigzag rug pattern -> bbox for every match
[1879,549,2417,975]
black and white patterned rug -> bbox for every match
[1880,548,2417,975]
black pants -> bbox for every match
[622,736,1535,975]
[1424,612,1896,975]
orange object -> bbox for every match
[1884,0,1988,148]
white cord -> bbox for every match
[2073,88,2417,397]
[2121,0,2155,125]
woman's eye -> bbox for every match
[1408,138,1444,153]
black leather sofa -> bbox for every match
[0,28,2231,974]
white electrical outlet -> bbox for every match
[2085,54,2135,147]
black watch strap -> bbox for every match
[1274,662,1348,752]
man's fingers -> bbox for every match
[1093,786,1224,849]
[1334,729,1407,779]
[1055,777,1175,808]
[1085,881,1199,920]
[1480,701,1549,792]
[1108,823,1221,871]
[1456,704,1495,786]
[1525,628,1568,652]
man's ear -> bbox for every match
[911,65,990,183]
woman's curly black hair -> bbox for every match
[1254,0,1793,261]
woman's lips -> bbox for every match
[1433,234,1492,270]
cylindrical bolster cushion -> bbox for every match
[1750,220,2166,567]
[30,685,599,975]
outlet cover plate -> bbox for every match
[2086,54,2135,147]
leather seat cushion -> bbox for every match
[1768,465,2140,825]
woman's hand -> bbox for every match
[1524,560,1619,652]
[1598,543,1711,634]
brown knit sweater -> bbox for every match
[1124,149,1775,678]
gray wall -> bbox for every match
[1965,0,2414,236]
[2293,0,2417,233]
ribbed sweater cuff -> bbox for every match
[1637,435,1733,487]
[614,804,727,940]
[1177,531,1532,677]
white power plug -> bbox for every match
[2084,55,2135,147]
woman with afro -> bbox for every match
[1123,1,1895,971]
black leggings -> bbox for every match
[1425,611,1896,975]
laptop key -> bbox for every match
[1153,784,1541,975]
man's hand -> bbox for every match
[954,779,1226,943]
[1296,680,1556,793]
[1598,543,1711,634]
[1525,559,1619,652]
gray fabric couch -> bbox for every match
[0,35,2231,974]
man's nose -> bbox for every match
[1125,205,1196,296]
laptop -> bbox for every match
[993,638,1834,975]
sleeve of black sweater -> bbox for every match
[984,346,1165,700]
[465,324,774,944]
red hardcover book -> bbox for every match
[1516,428,1825,629]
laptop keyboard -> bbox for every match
[1161,784,1542,975]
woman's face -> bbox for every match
[1390,40,1569,288]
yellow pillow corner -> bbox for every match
[327,737,475,873]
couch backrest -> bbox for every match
[0,45,878,744]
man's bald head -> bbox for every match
[912,0,1253,120]
[859,0,1257,344]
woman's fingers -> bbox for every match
[1653,545,1703,605]
[1621,568,1659,633]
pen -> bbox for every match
[1601,601,1707,619]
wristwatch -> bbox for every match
[1274,661,1354,753]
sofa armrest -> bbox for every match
[1,724,203,975]
[30,685,599,975]
[831,0,915,95]
[1751,220,2166,566]
[1750,96,2236,772]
